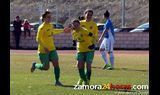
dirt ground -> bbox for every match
[10,50,149,55]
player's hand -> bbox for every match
[64,27,72,33]
[88,32,93,37]
[88,44,95,50]
[72,40,77,46]
[68,24,73,28]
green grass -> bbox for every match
[10,50,149,95]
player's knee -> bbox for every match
[43,68,49,70]
[86,64,91,70]
[99,48,105,52]
[78,66,84,69]
[51,60,59,67]
[77,61,84,69]
[108,51,112,54]
[43,66,49,70]
[77,64,83,69]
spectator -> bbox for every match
[22,19,32,37]
[13,16,22,49]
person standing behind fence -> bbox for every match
[13,16,22,49]
[22,19,32,38]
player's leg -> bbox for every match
[13,31,18,49]
[108,38,115,69]
[24,29,27,38]
[99,38,110,69]
[85,51,94,85]
[76,52,87,85]
[50,50,63,86]
[31,53,50,72]
[15,31,21,49]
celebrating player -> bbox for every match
[31,11,64,86]
[71,19,94,85]
[80,9,98,50]
[98,10,115,70]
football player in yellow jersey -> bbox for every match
[80,9,98,48]
[75,9,98,85]
[31,11,64,86]
[71,19,94,85]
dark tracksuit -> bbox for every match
[13,20,22,49]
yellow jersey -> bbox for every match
[36,22,63,53]
[72,27,93,52]
[80,20,98,44]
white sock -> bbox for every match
[109,52,114,67]
[100,51,108,64]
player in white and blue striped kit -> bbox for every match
[98,10,115,70]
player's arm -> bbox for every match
[94,24,99,44]
[98,21,110,45]
[71,31,77,46]
[52,24,73,34]
[52,28,64,35]
[82,29,93,37]
[71,31,76,40]
[82,29,95,50]
[87,24,98,50]
[98,28,109,45]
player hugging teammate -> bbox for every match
[31,9,115,86]
[70,19,95,85]
[68,9,99,85]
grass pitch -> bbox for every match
[10,50,149,95]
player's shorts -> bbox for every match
[76,51,94,63]
[100,38,114,52]
[39,50,59,65]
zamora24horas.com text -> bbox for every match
[73,83,149,91]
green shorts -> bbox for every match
[39,50,59,65]
[76,51,94,63]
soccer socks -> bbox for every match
[100,51,108,64]
[35,63,43,70]
[86,69,91,80]
[109,52,114,68]
[78,68,87,81]
[54,66,60,82]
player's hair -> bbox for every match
[42,11,51,22]
[72,19,80,24]
[78,16,85,20]
[84,9,93,15]
[104,10,110,18]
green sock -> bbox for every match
[78,68,87,81]
[86,69,91,80]
[54,66,60,82]
[35,63,43,70]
